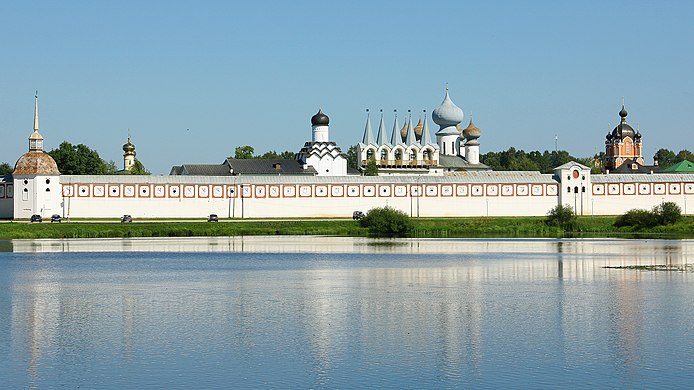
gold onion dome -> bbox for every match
[123,141,135,153]
[414,118,423,139]
[463,119,481,140]
[400,122,408,140]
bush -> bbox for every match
[614,209,659,228]
[614,202,682,229]
[654,202,683,225]
[359,206,413,237]
[545,204,577,231]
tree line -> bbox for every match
[653,148,693,168]
[0,141,149,175]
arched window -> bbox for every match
[410,151,416,160]
[380,149,388,160]
[424,149,433,161]
[394,150,402,161]
[366,149,374,160]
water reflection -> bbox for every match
[2,238,693,388]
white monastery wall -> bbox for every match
[588,176,693,215]
[58,175,560,219]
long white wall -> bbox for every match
[57,175,560,219]
[3,172,691,219]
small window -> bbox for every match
[46,188,50,192]
[24,179,28,185]
[46,179,50,184]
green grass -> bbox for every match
[0,216,692,240]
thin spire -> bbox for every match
[361,109,375,145]
[420,109,433,145]
[405,109,416,145]
[33,92,39,132]
[390,109,400,145]
[376,109,386,145]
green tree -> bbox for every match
[545,204,577,231]
[256,150,295,159]
[676,149,694,163]
[359,206,413,237]
[0,162,12,175]
[346,145,359,170]
[234,145,255,159]
[364,158,379,176]
[48,141,110,175]
[654,148,676,168]
[653,202,682,225]
[129,159,151,175]
[104,160,118,174]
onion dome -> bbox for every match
[123,137,136,154]
[413,117,423,140]
[432,89,464,127]
[619,105,628,118]
[311,109,329,126]
[462,119,481,140]
[400,120,408,140]
[611,104,635,139]
[13,151,60,175]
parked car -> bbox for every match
[51,214,62,223]
[352,211,365,220]
[30,214,42,223]
[207,214,219,222]
[121,214,133,223]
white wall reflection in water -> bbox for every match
[2,238,693,388]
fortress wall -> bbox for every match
[589,181,693,215]
[60,181,560,218]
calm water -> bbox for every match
[1,237,693,389]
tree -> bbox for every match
[654,148,676,168]
[359,206,413,237]
[364,158,379,176]
[129,159,150,175]
[0,162,12,175]
[346,145,359,170]
[545,204,577,231]
[48,141,110,175]
[675,149,694,163]
[104,160,118,174]
[234,145,254,159]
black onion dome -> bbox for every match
[612,123,635,139]
[619,105,628,118]
[311,109,329,126]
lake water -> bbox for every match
[1,236,693,389]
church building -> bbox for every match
[357,87,489,175]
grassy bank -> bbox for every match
[0,215,692,240]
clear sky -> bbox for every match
[1,0,692,174]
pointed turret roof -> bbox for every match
[376,109,386,145]
[404,111,416,145]
[361,109,375,145]
[390,110,401,145]
[420,110,435,146]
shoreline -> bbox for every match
[0,216,692,240]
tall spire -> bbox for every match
[404,109,416,145]
[361,109,375,145]
[376,109,386,145]
[33,92,39,132]
[420,110,433,145]
[389,109,400,145]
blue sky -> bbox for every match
[1,0,692,174]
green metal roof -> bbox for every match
[662,160,694,173]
